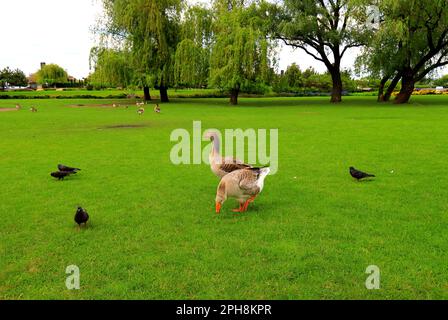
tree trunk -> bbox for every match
[377,76,390,102]
[143,86,151,101]
[330,70,343,103]
[159,85,169,103]
[394,73,415,104]
[230,87,239,105]
[383,72,402,102]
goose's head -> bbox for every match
[204,131,219,142]
[215,195,225,213]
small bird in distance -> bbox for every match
[75,206,89,228]
[58,164,81,173]
[51,164,81,180]
[50,171,76,180]
[350,166,375,181]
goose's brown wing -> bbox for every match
[220,162,251,174]
[238,169,260,194]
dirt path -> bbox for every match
[0,108,18,112]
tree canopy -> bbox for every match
[36,64,68,86]
[209,0,272,105]
[89,47,134,89]
[359,0,448,103]
[174,5,213,88]
[0,67,28,89]
[100,0,182,102]
[271,0,371,103]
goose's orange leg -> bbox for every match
[242,195,257,212]
[232,203,244,212]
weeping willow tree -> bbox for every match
[89,47,133,88]
[363,0,448,104]
[35,64,68,87]
[210,0,272,105]
[174,5,213,88]
[100,0,182,102]
[357,0,448,104]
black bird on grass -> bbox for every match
[50,171,76,180]
[75,207,89,227]
[350,166,375,181]
[58,164,81,172]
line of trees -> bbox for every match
[0,67,28,90]
[1,63,83,90]
[91,0,448,105]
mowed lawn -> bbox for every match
[0,96,447,300]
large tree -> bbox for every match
[89,47,134,88]
[355,24,403,102]
[210,0,272,105]
[272,0,370,103]
[35,64,68,87]
[359,0,448,104]
[100,0,182,102]
[0,67,28,89]
[174,5,213,88]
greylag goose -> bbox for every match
[204,131,251,178]
[215,167,270,213]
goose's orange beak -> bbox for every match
[215,202,221,213]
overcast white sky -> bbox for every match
[1,0,444,79]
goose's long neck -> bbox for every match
[211,135,221,158]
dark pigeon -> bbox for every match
[51,171,75,180]
[350,167,375,181]
[58,164,81,172]
[75,207,89,227]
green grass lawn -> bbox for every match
[0,96,447,299]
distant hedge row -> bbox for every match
[0,91,368,100]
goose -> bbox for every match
[30,107,37,112]
[204,131,251,178]
[137,107,145,115]
[136,101,145,106]
[215,167,270,213]
[154,104,161,113]
[15,104,21,110]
